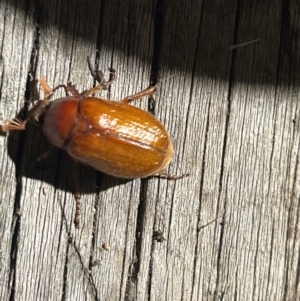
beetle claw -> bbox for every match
[87,56,116,90]
[87,56,102,83]
[103,67,117,89]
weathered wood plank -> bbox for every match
[144,0,237,299]
[1,0,300,300]
[218,1,290,300]
[0,1,36,300]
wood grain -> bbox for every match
[0,0,299,300]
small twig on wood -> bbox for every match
[229,39,260,50]
[197,214,224,231]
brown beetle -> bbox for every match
[2,62,187,180]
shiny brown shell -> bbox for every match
[42,96,173,178]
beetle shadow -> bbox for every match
[5,123,132,195]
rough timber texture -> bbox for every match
[0,0,300,300]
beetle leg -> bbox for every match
[69,159,83,229]
[87,56,116,87]
[100,67,117,90]
[34,146,56,170]
[51,82,80,97]
[80,84,104,97]
[64,82,80,97]
[74,192,82,229]
[80,66,116,96]
[122,84,158,104]
[87,56,103,83]
[106,67,117,86]
[51,81,80,97]
[87,56,116,91]
[154,170,190,180]
[27,96,51,122]
[36,146,54,163]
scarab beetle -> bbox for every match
[2,61,187,180]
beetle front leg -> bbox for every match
[64,82,80,97]
[35,146,55,166]
[83,57,117,97]
[122,84,158,104]
[87,56,116,90]
[80,84,104,97]
[51,82,80,97]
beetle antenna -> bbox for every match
[40,76,54,97]
[1,118,27,132]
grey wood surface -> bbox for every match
[1,0,299,300]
